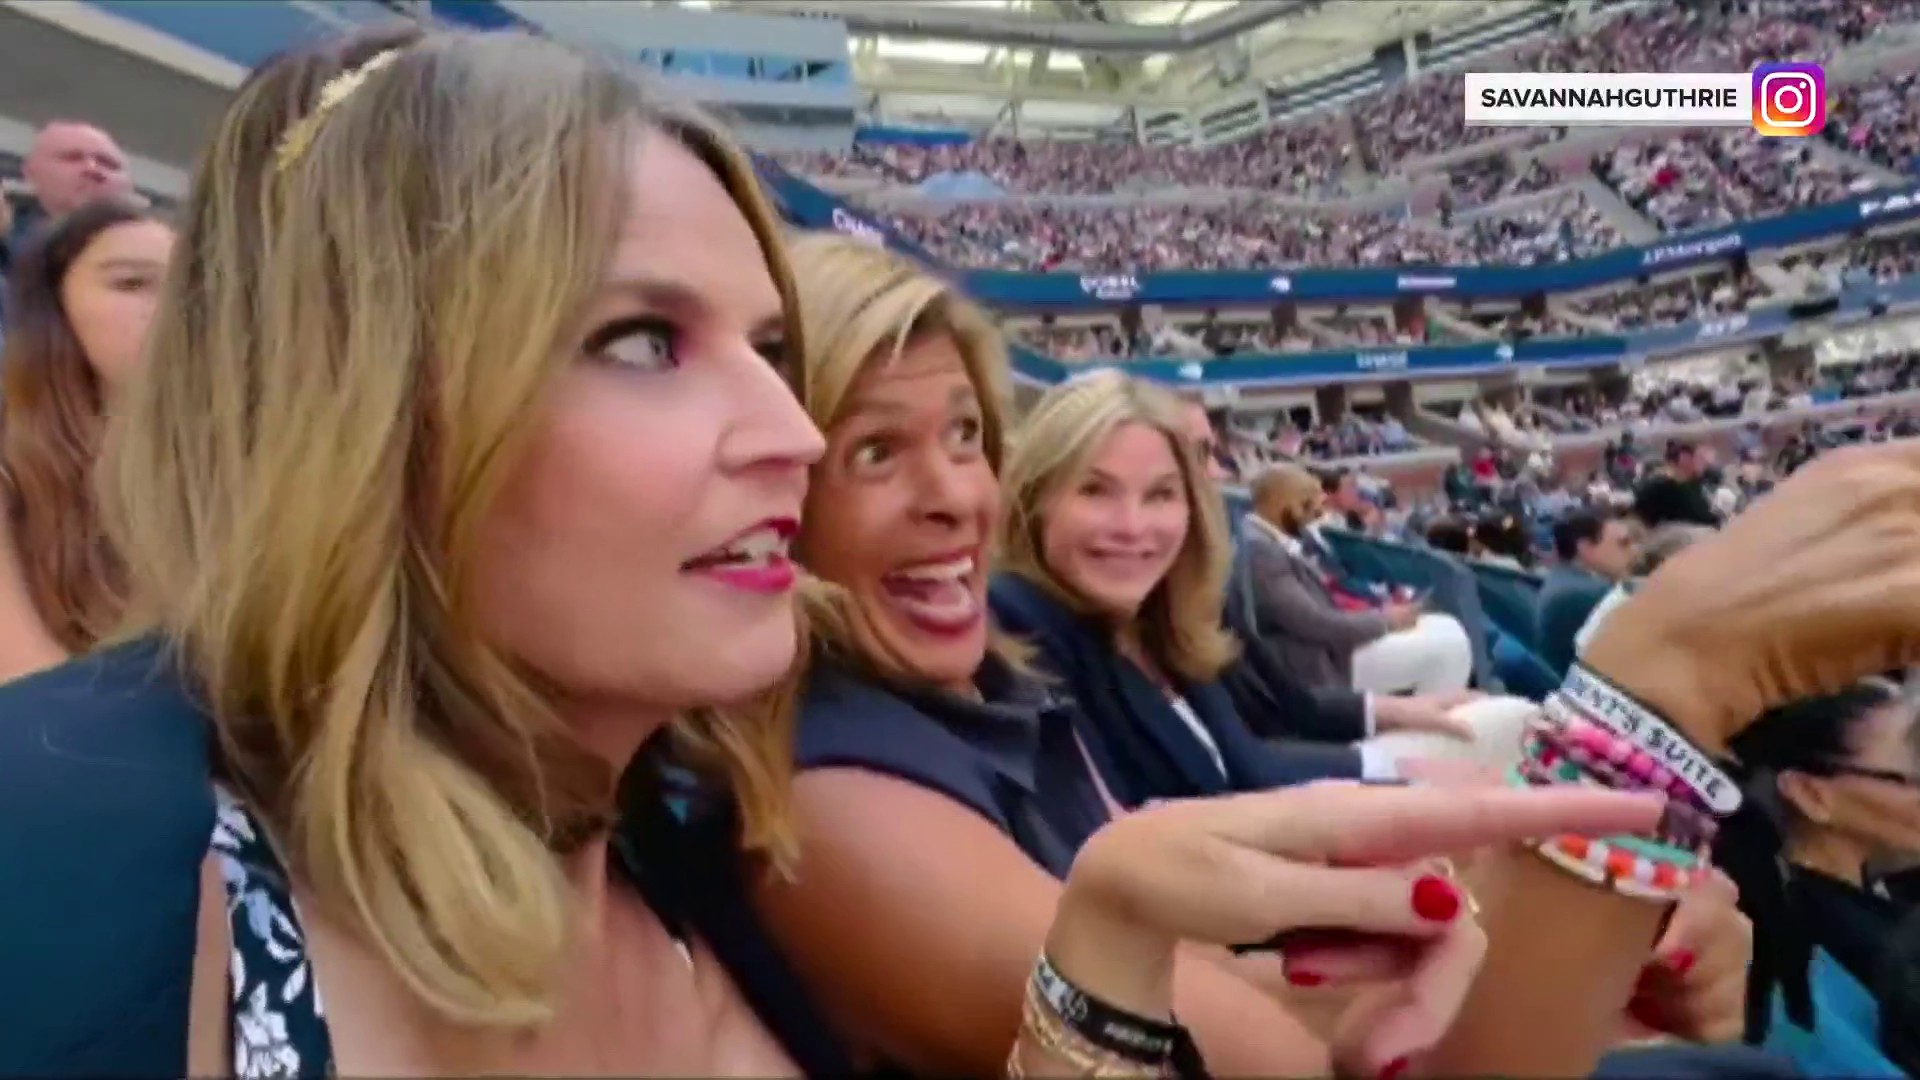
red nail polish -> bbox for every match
[1411,874,1461,922]
[1379,1055,1411,1080]
[1285,969,1325,987]
[1665,950,1697,977]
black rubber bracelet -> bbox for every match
[1032,953,1183,1062]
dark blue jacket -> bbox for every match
[988,573,1360,811]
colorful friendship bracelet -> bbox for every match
[1534,831,1695,902]
[1556,663,1742,816]
[1506,766,1702,903]
[1521,727,1719,850]
[1539,696,1713,813]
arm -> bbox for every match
[1248,547,1391,651]
[752,770,1332,1077]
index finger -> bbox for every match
[1220,783,1665,866]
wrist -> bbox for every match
[1578,624,1728,755]
[1053,836,1179,1021]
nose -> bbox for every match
[718,346,824,479]
[907,446,982,531]
[1105,496,1153,540]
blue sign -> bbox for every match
[758,162,1920,310]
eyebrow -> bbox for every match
[1087,466,1182,487]
[600,273,785,339]
[94,258,163,272]
[843,383,978,420]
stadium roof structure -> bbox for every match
[669,0,1545,137]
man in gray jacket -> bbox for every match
[1242,462,1472,697]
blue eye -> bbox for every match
[586,317,676,372]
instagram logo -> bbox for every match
[1751,63,1826,136]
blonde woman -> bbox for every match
[0,26,845,1075]
[749,234,1761,1079]
[991,371,1371,801]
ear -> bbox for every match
[1778,769,1837,825]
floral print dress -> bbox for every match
[208,787,332,1079]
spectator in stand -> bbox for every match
[1242,463,1473,697]
[1829,71,1920,176]
[1537,511,1636,678]
[6,122,132,260]
[1635,440,1722,528]
[0,199,172,681]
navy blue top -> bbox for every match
[987,573,1360,811]
[793,653,1110,880]
[0,641,855,1077]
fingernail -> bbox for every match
[1411,874,1462,922]
[1285,969,1325,987]
[1664,949,1697,977]
[1379,1055,1411,1080]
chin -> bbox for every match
[682,610,801,705]
[887,627,987,690]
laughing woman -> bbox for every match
[750,232,1758,1078]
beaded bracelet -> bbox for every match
[1506,767,1699,902]
[1557,663,1741,816]
[1521,728,1719,851]
[1539,696,1712,812]
[1535,831,1696,901]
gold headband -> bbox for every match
[272,49,401,176]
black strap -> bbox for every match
[614,782,858,1077]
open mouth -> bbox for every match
[878,552,982,635]
[683,519,798,593]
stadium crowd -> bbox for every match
[10,6,1920,1080]
[776,0,1920,278]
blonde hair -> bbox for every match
[998,370,1238,684]
[779,231,1027,675]
[99,26,801,1027]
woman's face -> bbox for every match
[800,333,996,692]
[1815,699,1920,859]
[1040,422,1189,622]
[59,219,173,392]
[469,131,822,730]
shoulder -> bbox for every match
[0,640,220,1075]
[794,660,1025,833]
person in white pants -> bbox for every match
[1350,610,1475,696]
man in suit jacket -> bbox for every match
[1175,398,1484,759]
[1242,463,1473,697]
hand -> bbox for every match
[1386,602,1422,633]
[1624,870,1750,1045]
[1582,443,1920,749]
[1374,691,1484,741]
[1050,782,1664,1077]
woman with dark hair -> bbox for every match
[0,197,171,676]
[1712,678,1920,1075]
